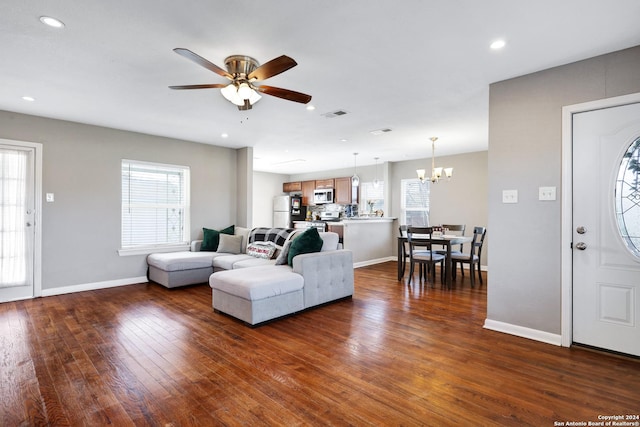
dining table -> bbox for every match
[397,234,472,288]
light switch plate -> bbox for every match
[46,193,54,202]
[502,190,518,204]
[539,186,556,201]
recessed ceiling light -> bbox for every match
[22,96,35,102]
[490,39,506,50]
[306,105,315,111]
[221,133,229,138]
[39,16,65,28]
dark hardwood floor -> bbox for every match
[1,262,638,426]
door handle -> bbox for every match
[576,226,587,234]
[575,242,587,250]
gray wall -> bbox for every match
[488,45,640,334]
[0,110,239,291]
[236,147,253,228]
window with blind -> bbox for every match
[121,160,190,252]
[360,181,384,214]
[401,178,430,226]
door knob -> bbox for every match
[576,226,587,234]
[575,242,587,250]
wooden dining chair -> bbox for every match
[451,226,486,288]
[406,226,445,287]
[399,225,430,279]
[440,224,466,275]
[441,224,466,252]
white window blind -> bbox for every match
[121,160,190,250]
[360,181,384,213]
[401,178,430,226]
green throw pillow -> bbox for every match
[288,227,323,266]
[201,225,235,251]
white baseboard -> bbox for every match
[483,319,562,346]
[41,276,148,297]
[353,256,396,268]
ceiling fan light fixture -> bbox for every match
[247,89,261,105]
[221,83,242,105]
[237,82,253,100]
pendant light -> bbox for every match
[373,157,380,187]
[351,153,360,187]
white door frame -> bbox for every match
[0,138,42,300]
[560,92,640,347]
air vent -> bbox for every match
[322,109,349,118]
[370,128,392,135]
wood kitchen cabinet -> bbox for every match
[315,178,334,189]
[282,181,302,192]
[334,177,352,204]
[301,180,315,205]
[327,223,344,242]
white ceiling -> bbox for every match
[2,1,640,174]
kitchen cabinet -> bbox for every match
[334,177,353,204]
[327,223,344,242]
[315,178,334,189]
[301,180,315,205]
[283,181,302,192]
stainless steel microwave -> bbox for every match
[313,188,334,204]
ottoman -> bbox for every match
[209,266,304,325]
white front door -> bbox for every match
[572,101,640,357]
[0,142,39,302]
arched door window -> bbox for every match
[616,136,640,257]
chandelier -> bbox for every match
[416,137,453,183]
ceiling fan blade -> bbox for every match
[256,85,312,104]
[248,55,297,81]
[169,84,227,90]
[173,48,232,79]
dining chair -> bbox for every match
[406,226,445,287]
[451,226,486,288]
[440,224,466,275]
[441,224,466,251]
[399,225,430,279]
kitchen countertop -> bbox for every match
[294,217,396,224]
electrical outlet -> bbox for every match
[46,193,55,202]
[539,186,556,201]
[502,190,518,204]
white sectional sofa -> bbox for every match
[147,227,354,326]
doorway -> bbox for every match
[561,93,640,357]
[0,139,42,302]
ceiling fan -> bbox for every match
[169,48,312,111]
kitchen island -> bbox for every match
[293,218,397,266]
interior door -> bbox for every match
[0,144,36,302]
[572,101,640,357]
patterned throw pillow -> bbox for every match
[246,242,277,259]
